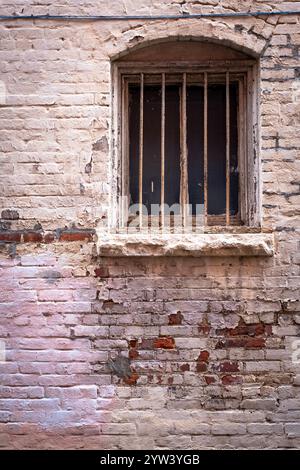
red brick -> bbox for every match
[216,336,266,349]
[246,337,266,349]
[168,312,183,325]
[218,320,269,338]
[0,231,21,242]
[94,267,109,278]
[59,230,94,242]
[23,231,43,243]
[221,375,243,385]
[153,336,175,349]
[198,350,210,362]
[198,318,211,335]
[123,372,139,386]
[43,232,55,243]
[219,361,239,373]
[204,375,216,385]
[196,361,208,372]
[180,363,190,372]
[129,349,139,359]
[216,338,245,348]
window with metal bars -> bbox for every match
[114,42,259,231]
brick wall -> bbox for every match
[0,1,300,449]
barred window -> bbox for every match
[113,42,259,231]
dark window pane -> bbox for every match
[187,86,204,215]
[165,85,180,208]
[230,83,239,216]
[128,80,238,220]
[128,85,140,209]
[129,84,180,214]
[142,86,162,210]
[207,84,227,215]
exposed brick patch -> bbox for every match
[129,349,139,359]
[43,232,55,243]
[153,336,175,349]
[198,350,210,362]
[221,375,243,385]
[217,319,271,337]
[128,340,139,359]
[204,375,216,385]
[198,316,211,335]
[58,230,94,242]
[0,231,22,242]
[23,231,43,243]
[168,311,183,325]
[196,351,210,373]
[0,229,95,244]
[246,337,266,349]
[215,319,272,350]
[123,372,139,386]
[218,361,240,373]
[196,361,208,372]
[94,267,110,278]
[216,337,266,349]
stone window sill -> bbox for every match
[96,232,274,257]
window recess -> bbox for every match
[113,43,259,233]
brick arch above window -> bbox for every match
[116,40,254,63]
[107,16,272,61]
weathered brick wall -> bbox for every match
[0,1,300,449]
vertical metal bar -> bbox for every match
[226,71,230,226]
[204,72,208,226]
[180,72,188,227]
[161,73,165,229]
[139,73,144,228]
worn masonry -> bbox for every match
[0,0,300,450]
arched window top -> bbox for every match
[116,40,254,63]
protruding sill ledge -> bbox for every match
[96,233,274,257]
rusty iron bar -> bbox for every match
[161,72,166,228]
[204,72,208,226]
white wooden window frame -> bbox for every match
[111,58,260,234]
